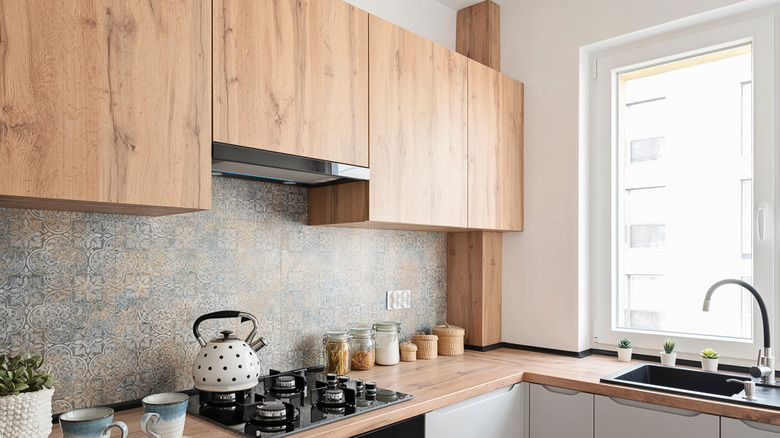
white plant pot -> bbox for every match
[701,357,719,372]
[617,347,632,362]
[0,387,54,438]
[660,352,677,366]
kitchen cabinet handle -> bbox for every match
[737,418,780,433]
[757,202,767,241]
[541,384,581,396]
[607,396,701,417]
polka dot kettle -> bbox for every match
[192,310,267,392]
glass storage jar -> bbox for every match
[322,330,351,375]
[349,327,375,371]
[373,321,401,365]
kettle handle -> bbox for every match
[193,310,259,347]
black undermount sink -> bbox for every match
[601,363,780,410]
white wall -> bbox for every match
[342,0,457,50]
[500,0,746,352]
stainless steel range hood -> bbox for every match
[212,142,369,186]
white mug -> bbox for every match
[59,407,128,438]
[140,392,189,438]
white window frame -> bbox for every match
[585,14,776,364]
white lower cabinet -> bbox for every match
[722,417,780,437]
[529,384,593,438]
[425,383,525,438]
[594,395,719,438]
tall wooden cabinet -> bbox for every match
[309,15,469,230]
[213,0,369,167]
[367,15,468,228]
[467,59,524,231]
[0,0,211,215]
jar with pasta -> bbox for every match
[322,330,351,375]
[349,327,375,371]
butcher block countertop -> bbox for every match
[48,348,780,437]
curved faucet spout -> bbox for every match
[703,279,770,349]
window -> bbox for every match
[589,16,776,359]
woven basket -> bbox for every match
[400,341,417,362]
[433,323,465,356]
[411,333,438,360]
[0,387,54,438]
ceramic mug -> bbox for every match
[140,392,189,438]
[59,407,128,438]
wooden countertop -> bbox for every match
[47,349,780,437]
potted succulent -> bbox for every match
[660,338,677,366]
[701,348,719,372]
[0,354,55,438]
[616,338,633,362]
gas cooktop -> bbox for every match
[187,366,413,437]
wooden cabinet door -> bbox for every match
[0,0,210,215]
[467,59,523,231]
[529,384,593,438]
[369,15,468,228]
[594,395,718,438]
[213,0,368,167]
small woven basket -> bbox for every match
[432,323,465,356]
[411,333,438,360]
[400,341,417,362]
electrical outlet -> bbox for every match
[386,290,403,310]
[386,290,410,310]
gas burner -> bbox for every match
[264,370,306,407]
[323,388,345,406]
[211,392,237,406]
[273,376,296,392]
[198,388,254,425]
[255,401,288,423]
[244,398,299,436]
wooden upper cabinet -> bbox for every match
[367,15,468,228]
[0,0,211,215]
[467,59,523,231]
[213,0,369,167]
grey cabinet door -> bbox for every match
[594,395,718,438]
[529,384,593,438]
[722,417,780,437]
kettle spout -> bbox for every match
[250,337,267,352]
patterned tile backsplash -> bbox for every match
[0,177,447,413]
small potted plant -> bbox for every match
[0,354,55,438]
[660,338,677,366]
[701,348,719,372]
[616,338,633,362]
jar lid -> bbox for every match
[324,330,349,340]
[433,323,465,336]
[400,341,418,352]
[374,321,400,331]
[349,327,373,337]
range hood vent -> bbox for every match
[211,142,369,186]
